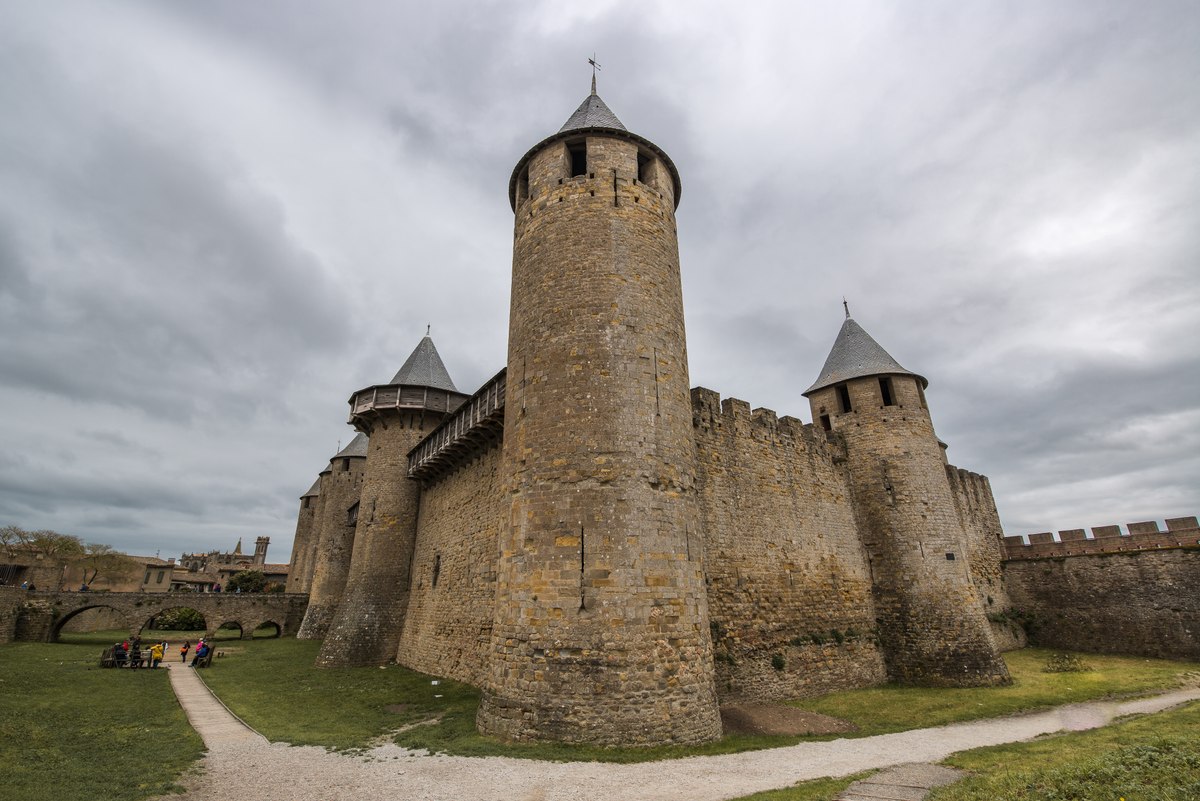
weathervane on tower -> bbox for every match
[588,53,601,95]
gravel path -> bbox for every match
[160,666,1200,801]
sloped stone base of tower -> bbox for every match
[295,601,339,640]
[476,655,723,746]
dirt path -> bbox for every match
[160,674,1200,801]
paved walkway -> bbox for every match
[159,671,1200,801]
[164,662,267,748]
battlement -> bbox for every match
[690,387,834,453]
[1002,516,1199,560]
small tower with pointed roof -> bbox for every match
[804,312,1010,687]
[285,478,322,593]
[480,78,721,745]
[297,432,370,639]
[316,335,468,667]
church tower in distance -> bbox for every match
[476,80,723,744]
[803,313,1010,686]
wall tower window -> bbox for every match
[432,554,441,588]
[819,414,831,431]
[637,152,651,184]
[517,168,529,202]
[879,377,895,407]
[837,384,853,414]
[347,501,359,527]
[342,457,351,471]
[568,141,586,177]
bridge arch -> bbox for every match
[51,602,135,642]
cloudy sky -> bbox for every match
[2,0,1197,561]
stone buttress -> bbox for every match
[476,84,723,744]
[316,337,468,667]
[804,315,1009,686]
[296,434,368,639]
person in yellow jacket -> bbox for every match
[149,642,164,669]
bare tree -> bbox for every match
[19,528,84,559]
[0,525,22,558]
[79,543,134,587]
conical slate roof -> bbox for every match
[300,478,321,499]
[803,317,927,396]
[333,432,369,460]
[559,90,627,133]
[390,336,458,392]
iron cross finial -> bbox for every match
[588,54,601,95]
[843,297,850,318]
[426,323,431,336]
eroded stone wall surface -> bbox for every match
[286,495,318,593]
[297,457,365,639]
[691,388,887,700]
[318,412,437,668]
[397,444,504,685]
[1003,547,1200,659]
[808,375,1009,686]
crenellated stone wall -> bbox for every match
[396,444,504,685]
[691,388,887,700]
[1002,517,1199,659]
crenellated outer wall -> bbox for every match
[396,444,504,685]
[691,388,887,700]
[1002,519,1200,659]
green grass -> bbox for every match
[196,640,1198,765]
[727,772,872,801]
[199,637,806,760]
[789,648,1199,737]
[929,700,1200,801]
[0,631,204,801]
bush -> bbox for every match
[770,653,786,671]
[152,607,205,631]
[1043,652,1092,673]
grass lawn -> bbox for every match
[0,630,204,801]
[199,639,1198,765]
[788,648,1199,737]
[929,699,1200,801]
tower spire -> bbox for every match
[588,54,601,95]
[843,297,850,319]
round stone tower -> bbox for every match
[316,336,468,667]
[296,433,368,639]
[476,81,722,745]
[803,312,1010,686]
[285,478,321,593]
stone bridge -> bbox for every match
[0,586,309,643]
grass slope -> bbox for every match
[0,631,204,801]
[788,648,1197,737]
[930,700,1200,801]
[200,639,1198,766]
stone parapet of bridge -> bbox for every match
[1,590,310,643]
[1002,516,1199,560]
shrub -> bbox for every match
[153,607,205,631]
[1043,652,1092,673]
[770,653,786,671]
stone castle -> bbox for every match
[284,81,1195,745]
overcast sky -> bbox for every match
[2,0,1197,561]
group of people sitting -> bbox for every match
[180,638,213,667]
[110,636,165,668]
